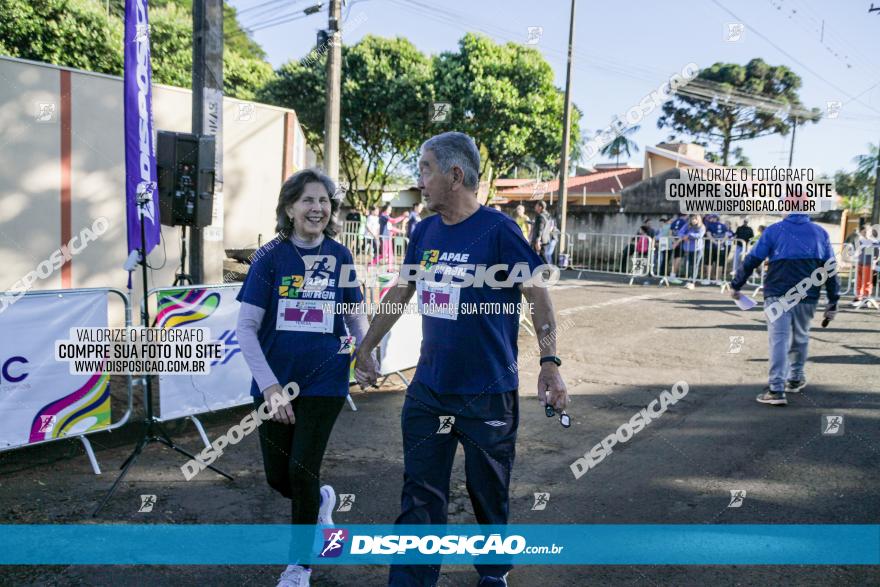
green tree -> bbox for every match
[853,142,879,181]
[108,0,266,60]
[0,0,272,101]
[657,58,818,165]
[834,143,877,215]
[145,3,273,99]
[706,145,751,167]
[434,33,582,200]
[599,125,639,167]
[0,0,123,74]
[259,35,434,212]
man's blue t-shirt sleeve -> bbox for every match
[236,252,274,309]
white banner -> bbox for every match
[379,301,422,375]
[0,291,111,449]
[373,275,422,376]
[155,286,250,421]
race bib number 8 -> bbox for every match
[277,299,334,333]
[417,280,460,321]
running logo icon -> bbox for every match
[338,336,355,354]
[430,102,451,123]
[319,528,348,558]
[822,415,844,436]
[727,490,746,508]
[436,416,455,434]
[138,494,157,512]
[531,492,550,511]
[37,415,56,434]
[302,255,336,289]
[337,494,355,512]
[728,335,744,354]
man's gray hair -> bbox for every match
[421,132,481,190]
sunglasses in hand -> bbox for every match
[544,404,571,428]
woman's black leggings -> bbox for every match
[254,395,345,524]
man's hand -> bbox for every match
[354,346,379,391]
[537,363,568,412]
[730,289,743,300]
[262,383,295,425]
[824,303,838,323]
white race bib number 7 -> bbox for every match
[276,298,334,333]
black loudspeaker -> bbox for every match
[157,131,216,227]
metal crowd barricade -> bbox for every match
[649,236,744,291]
[0,287,134,475]
[565,232,655,280]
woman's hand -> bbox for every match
[262,383,296,425]
[354,346,380,390]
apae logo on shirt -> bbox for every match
[420,250,469,270]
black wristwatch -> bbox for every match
[539,355,562,367]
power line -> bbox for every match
[249,11,314,32]
[709,0,880,116]
[237,0,291,15]
[240,1,314,30]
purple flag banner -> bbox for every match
[123,0,161,259]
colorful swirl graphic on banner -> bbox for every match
[29,372,110,443]
[154,289,221,329]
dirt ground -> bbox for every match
[1,273,878,586]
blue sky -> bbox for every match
[229,0,880,176]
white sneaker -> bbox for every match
[684,282,695,290]
[277,564,311,587]
[318,485,336,526]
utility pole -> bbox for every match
[323,0,342,182]
[558,0,576,260]
[191,0,223,283]
[872,141,880,225]
[788,116,797,167]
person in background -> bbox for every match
[365,206,381,261]
[678,214,705,289]
[236,168,368,587]
[853,224,879,304]
[704,214,732,282]
[492,203,503,212]
[371,203,407,270]
[543,210,560,265]
[669,213,688,283]
[730,212,839,405]
[530,201,551,261]
[754,225,765,244]
[656,217,671,276]
[732,218,754,275]
[633,221,654,279]
[514,204,531,238]
[406,202,424,241]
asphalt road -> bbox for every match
[1,274,878,586]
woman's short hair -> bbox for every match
[274,168,340,238]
